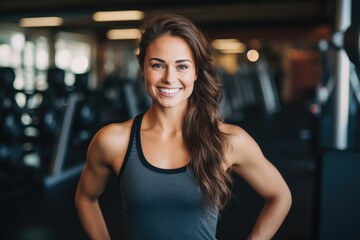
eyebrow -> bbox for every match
[149,57,192,63]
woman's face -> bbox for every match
[142,34,197,110]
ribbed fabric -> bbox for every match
[118,113,218,240]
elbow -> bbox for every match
[74,187,99,211]
[266,184,292,214]
[277,184,292,216]
[74,187,89,210]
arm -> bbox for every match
[226,126,292,240]
[75,163,111,239]
[75,124,127,239]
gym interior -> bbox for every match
[1,0,359,239]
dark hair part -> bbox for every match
[137,13,232,210]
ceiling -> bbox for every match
[0,0,335,32]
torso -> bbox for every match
[117,112,218,240]
[141,122,189,170]
[106,112,246,175]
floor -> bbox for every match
[0,105,318,240]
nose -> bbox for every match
[163,67,176,83]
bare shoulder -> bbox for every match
[87,118,134,171]
[219,122,264,166]
[220,122,250,146]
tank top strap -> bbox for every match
[117,112,145,181]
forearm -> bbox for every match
[75,195,110,240]
[247,194,292,240]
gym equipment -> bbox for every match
[312,1,360,239]
[0,67,26,165]
[1,66,99,191]
[42,69,99,188]
[344,24,360,69]
[72,72,99,148]
[219,57,280,123]
[220,66,249,121]
[0,67,43,202]
[311,0,360,151]
[333,0,352,150]
[314,150,360,239]
[44,92,83,187]
[99,74,150,123]
[251,59,281,115]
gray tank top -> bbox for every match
[118,113,218,240]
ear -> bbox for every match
[194,72,198,81]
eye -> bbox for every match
[151,63,164,69]
[177,64,189,70]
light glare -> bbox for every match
[247,49,259,62]
[93,10,144,22]
[19,17,63,27]
[212,39,246,53]
[107,29,141,40]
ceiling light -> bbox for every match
[212,39,246,54]
[107,29,141,40]
[93,10,144,22]
[19,17,63,27]
[247,49,260,62]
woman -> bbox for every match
[75,13,292,240]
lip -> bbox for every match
[157,87,182,96]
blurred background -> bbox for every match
[0,0,359,239]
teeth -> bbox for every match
[159,88,180,94]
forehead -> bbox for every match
[145,35,194,60]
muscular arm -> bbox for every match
[75,123,130,239]
[226,125,292,240]
[75,163,111,239]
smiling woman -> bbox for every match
[143,34,197,109]
[75,13,291,240]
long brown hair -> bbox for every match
[137,13,232,210]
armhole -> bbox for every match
[117,113,144,182]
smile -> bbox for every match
[158,88,181,94]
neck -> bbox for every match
[144,106,185,133]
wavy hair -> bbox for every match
[137,13,232,210]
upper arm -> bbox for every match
[225,125,290,200]
[75,123,131,201]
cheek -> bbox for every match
[144,73,159,95]
[144,66,163,79]
[183,73,197,86]
[144,78,154,93]
[144,70,157,85]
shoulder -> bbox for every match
[219,122,265,167]
[87,118,134,170]
[220,122,250,147]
